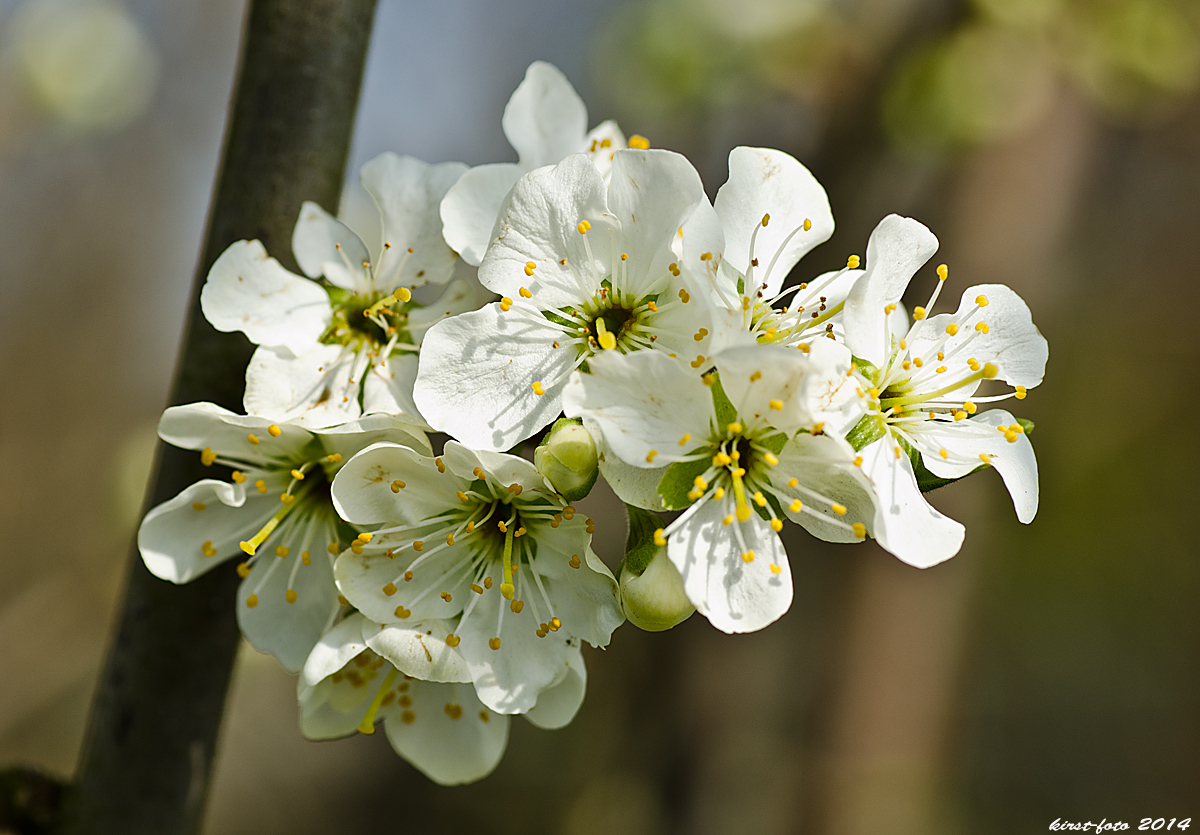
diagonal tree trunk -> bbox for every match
[60,2,377,832]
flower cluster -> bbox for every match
[139,61,1047,784]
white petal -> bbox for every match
[363,618,472,683]
[407,278,480,344]
[362,352,425,427]
[291,200,372,291]
[298,678,369,740]
[562,350,714,468]
[666,498,792,634]
[314,413,431,459]
[413,304,575,451]
[360,153,466,289]
[331,442,458,528]
[524,646,586,730]
[441,441,552,497]
[587,418,668,509]
[242,343,362,429]
[478,154,614,307]
[775,433,876,543]
[713,344,817,436]
[302,612,370,686]
[237,507,341,672]
[440,162,523,266]
[582,119,626,180]
[333,544,471,626]
[502,61,588,169]
[138,476,278,582]
[912,284,1047,388]
[455,586,577,714]
[802,337,869,437]
[383,680,509,786]
[859,434,964,568]
[714,146,834,296]
[843,215,939,367]
[200,240,332,354]
[907,409,1038,523]
[606,149,706,296]
[529,528,624,648]
[157,401,314,467]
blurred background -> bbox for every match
[1,0,1198,832]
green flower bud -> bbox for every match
[535,418,599,501]
[619,506,694,632]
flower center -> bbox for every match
[323,287,414,352]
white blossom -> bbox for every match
[330,440,622,713]
[137,403,429,671]
[416,149,721,451]
[841,215,1048,567]
[201,153,474,428]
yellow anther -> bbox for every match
[577,220,591,235]
[742,551,755,563]
[968,358,981,371]
[764,453,779,466]
[231,471,246,484]
[954,411,967,421]
[742,296,751,311]
[646,450,658,463]
[853,456,863,467]
[247,433,260,445]
[852,523,867,539]
[759,212,770,227]
[982,362,999,379]
[470,583,483,595]
[338,594,350,606]
[499,297,513,311]
[694,327,709,341]
[846,255,861,269]
[285,589,298,604]
[383,582,397,596]
[787,478,799,488]
[964,401,977,414]
[700,252,713,261]
[940,448,949,459]
[509,598,524,614]
[647,301,658,312]
[328,542,340,555]
[727,422,742,435]
[902,360,912,371]
[722,514,733,526]
[413,541,424,551]
[569,554,582,569]
[620,253,629,261]
[489,637,502,651]
[532,381,546,396]
[200,447,217,466]
[267,424,282,437]
[394,287,412,302]
[1015,386,1027,400]
[678,288,690,303]
[753,491,766,507]
[832,503,847,516]
[524,260,536,275]
[436,457,445,473]
[884,304,897,315]
[628,134,650,149]
[936,366,948,374]
[391,480,406,493]
[868,387,880,399]
[236,561,251,577]
[441,591,454,603]
[201,541,217,557]
[937,264,948,280]
[976,322,990,334]
[1005,431,1018,443]
[275,545,289,558]
[355,532,371,544]
[519,287,533,298]
[465,522,475,533]
[302,551,311,565]
[678,433,691,446]
[191,502,206,512]
[280,493,295,505]
[912,307,926,320]
[395,605,411,618]
[913,358,924,368]
[770,519,783,532]
[946,323,959,336]
[326,453,343,464]
[290,469,305,480]
[246,594,258,608]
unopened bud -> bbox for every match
[535,418,598,501]
[619,506,694,631]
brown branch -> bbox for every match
[59,2,378,832]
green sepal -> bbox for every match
[1017,418,1035,436]
[657,454,710,510]
[845,414,886,451]
[709,372,737,428]
[850,356,880,386]
[759,432,788,455]
[623,505,665,578]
